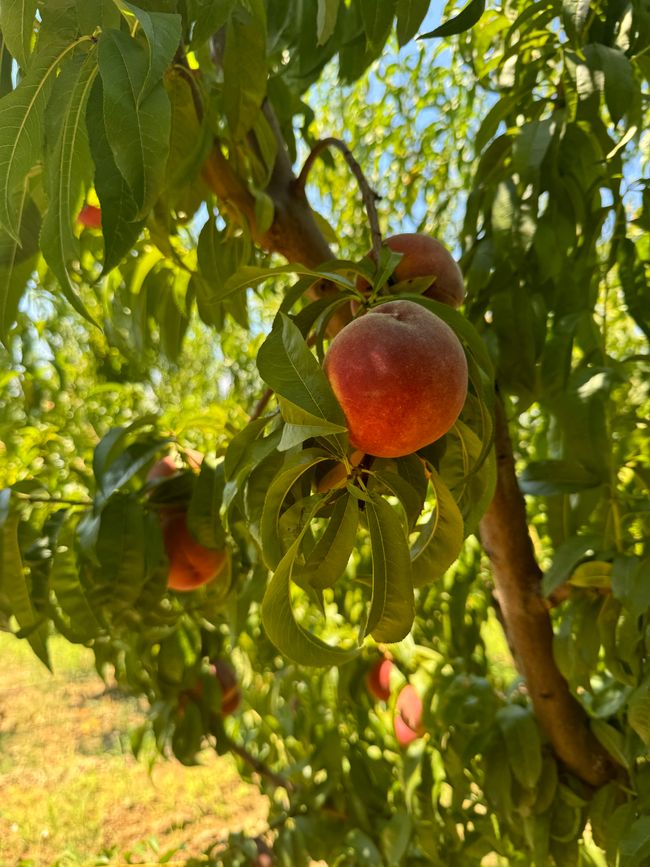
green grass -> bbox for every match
[0,632,267,865]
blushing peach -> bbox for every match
[394,684,424,747]
[324,300,468,458]
[366,657,394,702]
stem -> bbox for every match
[250,387,273,421]
[225,736,295,793]
[296,137,383,262]
[13,493,92,507]
[479,396,620,787]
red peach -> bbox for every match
[77,204,102,229]
[324,300,468,458]
[356,233,465,308]
[366,658,394,702]
[394,684,424,747]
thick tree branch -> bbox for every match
[479,396,620,787]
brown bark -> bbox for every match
[199,104,620,788]
[479,397,619,787]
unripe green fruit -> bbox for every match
[324,300,468,458]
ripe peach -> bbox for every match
[366,657,394,701]
[147,455,179,483]
[324,300,468,458]
[77,204,102,229]
[394,684,424,747]
[162,513,227,591]
[213,659,241,716]
[356,233,465,309]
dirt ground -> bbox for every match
[0,636,268,865]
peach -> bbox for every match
[324,300,468,458]
[366,657,394,701]
[394,684,424,747]
[77,204,102,229]
[213,659,241,716]
[356,233,465,309]
[162,513,227,591]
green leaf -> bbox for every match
[0,501,50,669]
[257,313,346,431]
[512,118,555,177]
[277,397,348,452]
[569,560,612,589]
[371,469,425,533]
[187,461,226,550]
[95,495,147,607]
[193,219,251,323]
[619,817,650,866]
[259,448,330,568]
[223,0,267,140]
[364,493,415,644]
[360,0,396,51]
[51,519,103,642]
[317,0,340,45]
[474,93,518,154]
[86,77,145,273]
[593,45,636,124]
[542,534,603,596]
[628,681,650,748]
[223,415,275,482]
[611,556,650,619]
[0,193,40,344]
[186,0,236,48]
[261,512,359,666]
[396,0,429,46]
[410,465,464,587]
[561,0,590,40]
[497,704,542,790]
[519,460,603,495]
[296,492,358,590]
[97,28,171,217]
[40,49,98,324]
[591,719,630,769]
[0,40,76,239]
[0,0,37,67]
[113,0,182,103]
[420,0,485,38]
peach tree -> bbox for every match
[0,1,649,864]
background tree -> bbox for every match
[0,1,649,864]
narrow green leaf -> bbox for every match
[194,219,251,323]
[591,719,630,769]
[371,469,425,532]
[569,560,612,589]
[95,495,147,607]
[296,493,358,590]
[187,0,236,48]
[0,40,80,238]
[223,0,267,140]
[51,520,102,642]
[223,415,275,482]
[360,0,396,51]
[520,460,603,496]
[410,466,464,587]
[474,93,518,154]
[619,817,650,865]
[257,313,346,430]
[364,493,414,644]
[628,681,650,747]
[86,77,145,273]
[259,448,330,567]
[420,0,485,39]
[542,534,603,597]
[594,45,636,124]
[611,556,650,618]
[98,28,171,217]
[261,516,359,666]
[0,0,37,67]
[317,0,340,44]
[0,192,40,344]
[113,0,182,103]
[40,49,98,324]
[187,461,226,550]
[0,504,50,669]
[396,0,429,46]
[497,705,542,789]
[277,396,347,452]
[561,0,590,41]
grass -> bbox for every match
[0,633,267,866]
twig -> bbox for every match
[296,137,383,263]
[226,736,296,793]
[13,493,92,507]
[250,388,273,421]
